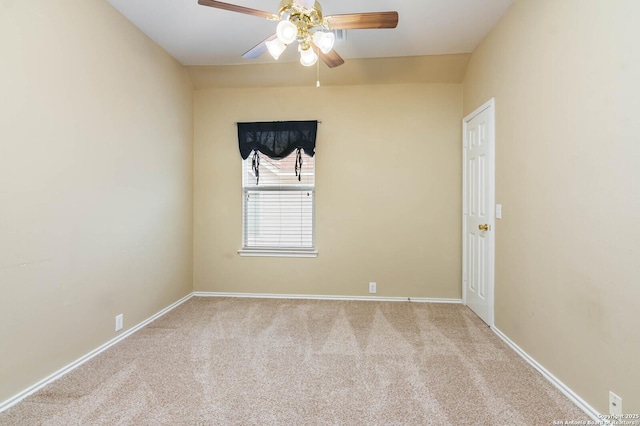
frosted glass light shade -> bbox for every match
[266,38,286,60]
[276,20,297,45]
[312,31,335,54]
[299,47,318,66]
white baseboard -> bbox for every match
[15,292,598,423]
[0,292,194,414]
[193,291,462,304]
[492,326,601,422]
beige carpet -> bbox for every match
[0,297,590,425]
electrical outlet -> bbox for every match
[369,282,377,294]
[115,314,124,332]
[609,391,622,416]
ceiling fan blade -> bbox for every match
[198,0,277,20]
[317,48,345,68]
[325,12,399,30]
[242,34,277,59]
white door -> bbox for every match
[463,99,495,326]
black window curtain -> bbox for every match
[238,120,317,184]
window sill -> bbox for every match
[238,248,318,258]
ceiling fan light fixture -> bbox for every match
[312,31,335,54]
[198,0,399,69]
[266,38,287,60]
[299,46,318,66]
[276,20,297,44]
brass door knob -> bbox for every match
[479,224,489,231]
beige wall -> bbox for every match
[187,54,471,89]
[194,84,462,298]
[463,0,640,414]
[0,0,193,403]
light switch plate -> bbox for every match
[496,204,502,219]
[115,314,124,332]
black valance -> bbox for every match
[237,120,317,160]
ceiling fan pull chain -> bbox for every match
[295,147,303,181]
[252,149,260,185]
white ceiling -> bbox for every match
[106,0,513,66]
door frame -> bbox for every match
[462,98,496,327]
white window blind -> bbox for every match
[242,151,315,250]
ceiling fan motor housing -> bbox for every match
[276,0,326,51]
[277,0,323,28]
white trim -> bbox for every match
[465,98,496,124]
[193,292,462,304]
[462,97,496,327]
[492,326,602,422]
[237,249,318,258]
[0,293,194,414]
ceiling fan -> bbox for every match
[198,0,399,68]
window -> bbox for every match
[240,151,316,257]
